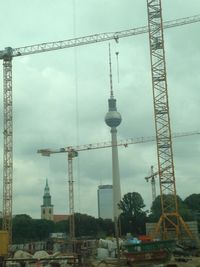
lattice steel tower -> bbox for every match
[2,48,13,243]
[146,0,192,240]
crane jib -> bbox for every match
[0,14,200,59]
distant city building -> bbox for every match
[98,185,113,220]
[41,179,54,221]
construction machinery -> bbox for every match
[146,0,193,240]
[38,130,199,240]
[1,12,200,243]
[0,231,9,259]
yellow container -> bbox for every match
[0,231,9,256]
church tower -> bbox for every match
[41,179,54,220]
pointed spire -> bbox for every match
[44,178,50,195]
[43,178,52,206]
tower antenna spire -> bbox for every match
[109,43,114,98]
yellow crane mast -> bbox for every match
[146,0,193,240]
[1,11,200,243]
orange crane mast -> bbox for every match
[1,11,200,243]
[38,130,199,240]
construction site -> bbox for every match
[0,0,200,266]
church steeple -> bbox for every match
[43,179,52,206]
[45,179,50,194]
[41,179,54,220]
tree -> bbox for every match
[96,218,114,238]
[54,220,68,233]
[11,213,115,243]
[32,219,55,240]
[184,194,200,232]
[75,213,98,237]
[184,194,200,215]
[12,215,56,243]
[118,192,147,236]
[148,195,162,222]
[12,214,34,243]
[148,195,194,222]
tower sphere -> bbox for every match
[105,110,122,128]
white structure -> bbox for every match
[98,185,113,220]
[105,45,122,222]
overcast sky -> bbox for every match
[0,0,200,219]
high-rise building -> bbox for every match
[97,185,113,220]
[41,179,54,220]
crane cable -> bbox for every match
[72,0,81,213]
[116,51,120,84]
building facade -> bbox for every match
[41,179,54,220]
[97,185,113,220]
[53,214,69,223]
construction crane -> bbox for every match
[145,165,170,202]
[38,149,78,241]
[146,0,193,240]
[38,130,199,240]
[145,166,157,202]
[1,13,200,243]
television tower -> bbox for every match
[105,44,122,225]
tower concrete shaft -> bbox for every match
[110,127,121,219]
